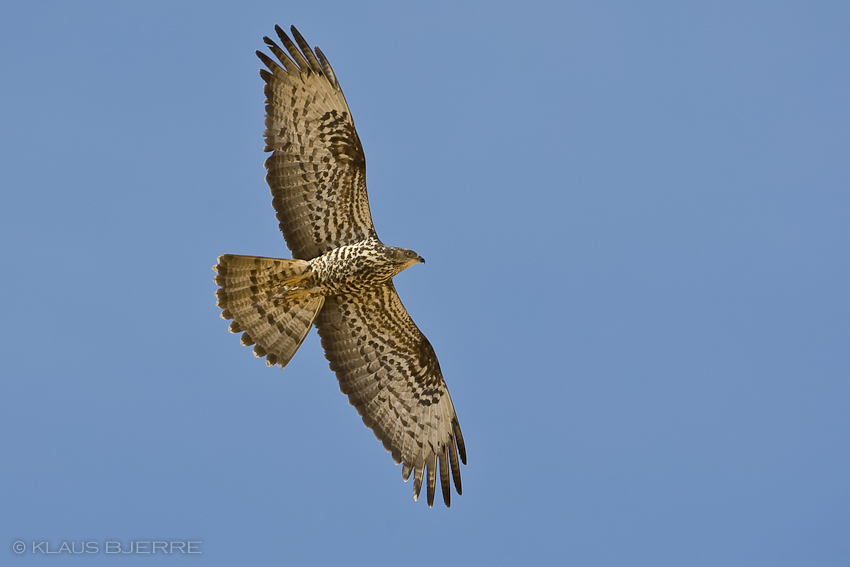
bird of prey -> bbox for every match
[213,25,466,507]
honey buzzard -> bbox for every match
[213,25,466,507]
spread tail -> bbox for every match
[213,254,324,367]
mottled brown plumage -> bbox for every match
[213,25,466,507]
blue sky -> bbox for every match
[2,1,849,564]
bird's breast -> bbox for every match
[309,239,396,294]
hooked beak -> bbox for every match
[404,255,425,269]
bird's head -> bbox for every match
[386,246,425,272]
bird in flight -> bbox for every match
[213,25,466,507]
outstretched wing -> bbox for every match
[315,284,466,507]
[258,25,375,260]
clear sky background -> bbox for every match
[2,1,849,565]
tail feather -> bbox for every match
[213,254,324,368]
